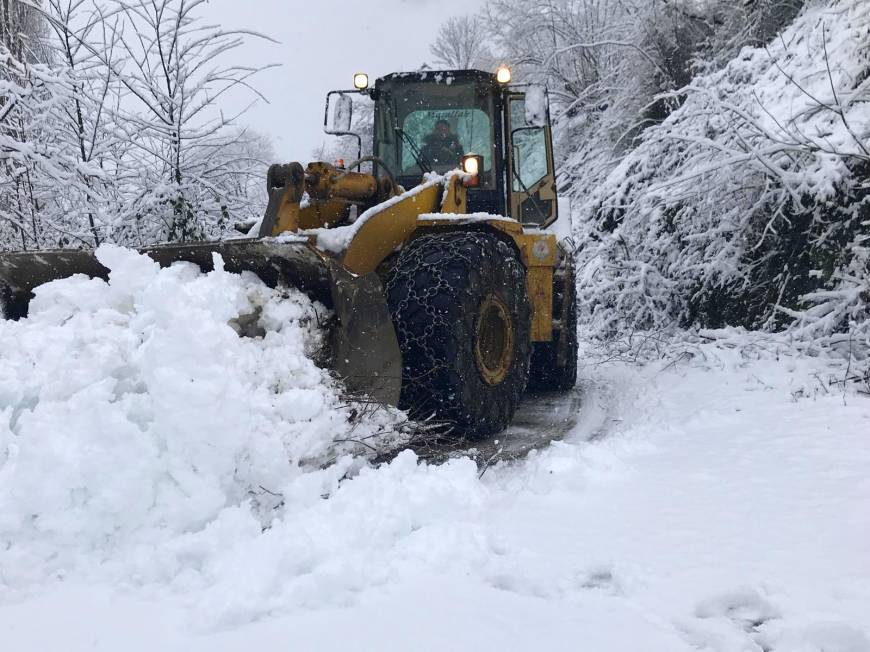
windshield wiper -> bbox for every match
[395,127,432,174]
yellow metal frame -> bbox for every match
[505,92,558,226]
[342,184,441,275]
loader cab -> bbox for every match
[326,69,559,227]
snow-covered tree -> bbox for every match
[0,0,274,250]
[0,40,87,249]
[429,16,493,71]
[105,0,272,242]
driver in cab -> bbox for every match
[421,119,464,168]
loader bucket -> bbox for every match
[0,239,402,406]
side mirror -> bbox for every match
[328,94,354,133]
[524,85,547,127]
[323,90,363,161]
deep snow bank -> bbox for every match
[0,245,400,588]
[1,333,868,651]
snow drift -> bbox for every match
[1,324,868,651]
[0,245,400,588]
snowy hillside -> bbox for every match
[574,0,869,349]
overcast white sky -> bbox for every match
[206,0,486,162]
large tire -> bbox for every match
[386,231,532,436]
[527,253,578,392]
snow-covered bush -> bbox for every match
[573,0,869,362]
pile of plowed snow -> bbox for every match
[1,329,869,651]
[0,245,401,588]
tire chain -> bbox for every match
[385,231,529,426]
[386,232,488,377]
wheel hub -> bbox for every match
[475,294,514,385]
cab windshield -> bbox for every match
[375,75,495,187]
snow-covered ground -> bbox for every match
[1,250,868,651]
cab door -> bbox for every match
[505,92,558,226]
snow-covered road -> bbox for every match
[1,250,868,651]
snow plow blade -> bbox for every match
[0,239,402,406]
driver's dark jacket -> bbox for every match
[421,133,464,166]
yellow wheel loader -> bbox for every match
[0,67,577,436]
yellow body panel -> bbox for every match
[514,232,556,341]
[274,200,349,233]
[342,184,441,275]
[270,189,302,234]
[440,174,467,213]
[298,200,349,231]
[526,267,553,341]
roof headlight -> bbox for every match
[353,72,369,90]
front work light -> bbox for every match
[461,155,483,186]
[462,155,480,176]
[353,72,369,90]
[495,65,512,84]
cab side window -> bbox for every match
[509,99,548,191]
